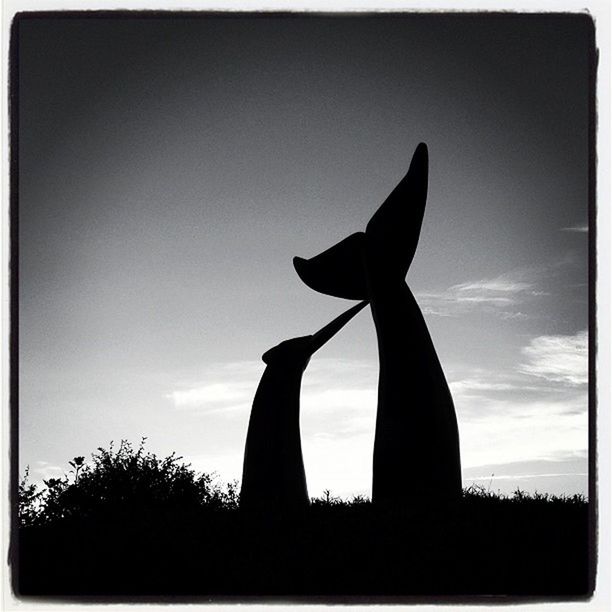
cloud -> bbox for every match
[420,306,457,317]
[518,331,587,386]
[448,354,587,482]
[415,268,540,318]
[447,368,578,403]
[165,360,263,413]
[415,257,580,319]
[457,394,587,473]
[468,473,587,481]
[449,379,517,395]
[164,343,588,498]
[499,311,530,321]
[28,461,66,486]
[462,452,587,478]
[165,358,379,422]
[453,280,533,294]
[561,224,588,233]
[167,358,380,498]
[167,382,255,411]
[302,388,377,437]
[462,453,588,497]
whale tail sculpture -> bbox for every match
[293,143,462,505]
[293,143,428,299]
[240,300,367,512]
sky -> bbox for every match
[17,13,592,499]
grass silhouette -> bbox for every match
[16,441,591,599]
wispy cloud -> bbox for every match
[164,338,587,497]
[448,340,587,484]
[452,279,533,294]
[462,452,587,478]
[416,268,542,319]
[462,453,588,496]
[561,224,588,233]
[448,367,579,403]
[519,330,587,386]
[415,256,582,319]
[165,361,263,414]
[167,382,256,412]
[29,461,65,486]
[468,473,587,481]
[499,311,530,321]
[165,358,378,421]
[301,359,378,436]
[449,379,517,395]
[457,392,587,474]
[165,358,379,497]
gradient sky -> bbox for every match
[17,13,592,498]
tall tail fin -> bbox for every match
[365,143,429,281]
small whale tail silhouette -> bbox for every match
[241,301,368,513]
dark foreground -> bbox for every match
[16,491,591,600]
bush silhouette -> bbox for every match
[18,467,45,527]
[19,438,238,527]
[16,441,590,598]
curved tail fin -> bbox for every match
[293,232,367,300]
[365,142,428,280]
[293,143,430,298]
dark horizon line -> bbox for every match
[10,9,596,21]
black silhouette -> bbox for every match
[240,301,367,512]
[17,447,590,597]
[294,143,462,504]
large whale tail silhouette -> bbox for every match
[240,300,367,512]
[293,143,462,505]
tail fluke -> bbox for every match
[293,232,367,300]
[293,143,430,298]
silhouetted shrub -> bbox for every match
[19,439,238,526]
[18,467,44,527]
[16,444,590,597]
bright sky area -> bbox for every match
[18,14,591,498]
